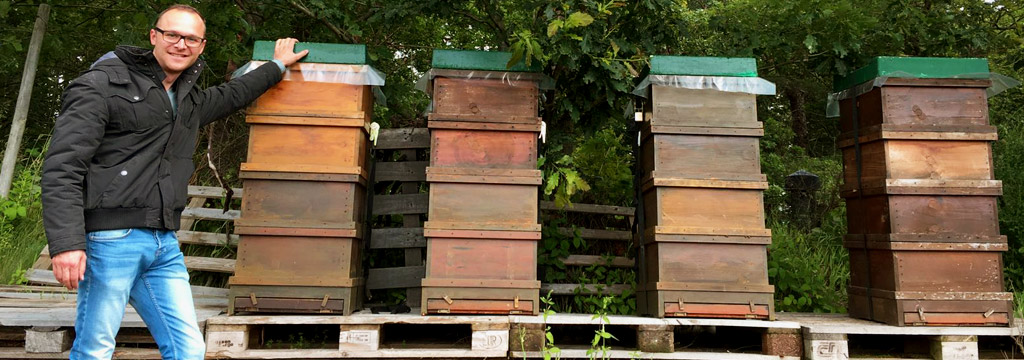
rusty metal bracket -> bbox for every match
[443,295,454,305]
[249,293,258,306]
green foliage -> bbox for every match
[570,127,634,206]
[0,144,46,285]
[586,297,617,360]
[768,209,850,313]
[540,148,592,208]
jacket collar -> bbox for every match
[112,45,205,92]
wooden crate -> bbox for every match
[641,179,770,236]
[638,287,774,320]
[245,115,369,172]
[228,284,363,316]
[642,242,769,287]
[844,194,1001,237]
[847,286,1013,327]
[430,77,539,121]
[424,229,538,281]
[845,240,1007,294]
[426,168,541,231]
[421,284,539,315]
[840,139,995,189]
[229,232,362,287]
[430,129,537,169]
[237,171,366,230]
[645,86,759,128]
[247,63,374,118]
[838,78,991,134]
[640,129,765,181]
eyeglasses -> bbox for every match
[153,27,205,48]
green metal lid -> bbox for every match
[252,41,368,65]
[648,56,758,77]
[432,49,541,72]
[834,56,990,91]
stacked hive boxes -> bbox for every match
[420,50,544,315]
[228,42,377,315]
[636,56,775,319]
[836,57,1013,326]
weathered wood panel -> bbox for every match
[230,235,361,287]
[649,86,758,127]
[847,247,1004,293]
[429,183,538,228]
[375,128,431,149]
[371,193,428,216]
[432,77,539,119]
[239,177,364,229]
[369,227,426,249]
[643,242,768,285]
[246,119,368,171]
[248,79,372,117]
[366,266,425,290]
[643,187,766,231]
[374,161,428,182]
[430,129,537,169]
[642,133,762,181]
[425,238,537,280]
[183,256,235,274]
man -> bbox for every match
[40,4,307,359]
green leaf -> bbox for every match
[0,1,10,18]
[16,206,26,218]
[803,34,818,51]
[547,19,563,37]
[545,332,554,343]
[565,12,595,28]
[544,172,560,195]
[507,42,525,69]
[3,208,15,219]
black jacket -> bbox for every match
[41,45,282,257]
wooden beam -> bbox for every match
[0,4,49,198]
[556,227,631,241]
[24,269,229,297]
[187,185,243,199]
[374,161,428,182]
[540,283,633,296]
[375,128,429,150]
[177,230,239,247]
[180,207,240,221]
[540,201,634,217]
[562,255,634,268]
[365,266,424,290]
[369,228,426,249]
[372,193,428,216]
[183,256,235,274]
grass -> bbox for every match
[0,150,47,284]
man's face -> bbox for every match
[149,9,206,75]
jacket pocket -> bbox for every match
[106,84,167,131]
[90,153,158,209]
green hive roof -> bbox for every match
[648,56,758,77]
[431,49,542,72]
[252,41,368,64]
[834,56,989,91]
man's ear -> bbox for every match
[149,29,159,47]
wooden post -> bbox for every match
[399,149,423,305]
[0,4,49,199]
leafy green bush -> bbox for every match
[768,207,849,313]
[0,146,46,284]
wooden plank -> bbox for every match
[25,269,229,298]
[513,348,785,359]
[556,227,631,241]
[375,128,430,149]
[31,245,50,270]
[540,283,633,296]
[540,201,634,216]
[561,255,634,268]
[183,256,235,274]
[372,193,428,216]
[180,207,239,221]
[0,347,163,359]
[186,185,242,199]
[374,161,427,182]
[176,230,239,247]
[365,266,425,290]
[369,228,426,248]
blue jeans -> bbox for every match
[71,228,205,359]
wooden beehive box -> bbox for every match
[636,55,774,319]
[421,50,544,315]
[230,42,377,316]
[837,56,1012,326]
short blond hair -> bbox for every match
[155,4,205,28]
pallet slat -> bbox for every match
[555,227,631,241]
[24,269,228,297]
[187,185,242,199]
[180,207,240,221]
[369,228,425,249]
[177,230,239,247]
[365,266,425,290]
[540,201,634,216]
[561,255,634,268]
[375,128,430,150]
[375,161,428,182]
[540,283,633,296]
[184,256,235,274]
[372,193,428,216]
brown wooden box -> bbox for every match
[430,77,539,122]
[247,63,374,118]
[424,229,539,281]
[430,129,537,169]
[644,86,759,128]
[230,231,363,288]
[840,139,995,189]
[238,171,366,230]
[642,241,769,286]
[844,194,1001,237]
[641,180,770,236]
[848,286,1012,326]
[845,241,1007,294]
[228,284,363,316]
[638,287,774,320]
[426,168,541,231]
[838,78,991,134]
[640,130,764,182]
[421,283,539,315]
[246,115,369,172]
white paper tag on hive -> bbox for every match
[369,122,381,146]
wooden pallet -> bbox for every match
[510,313,802,359]
[779,313,1024,360]
[205,311,509,358]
